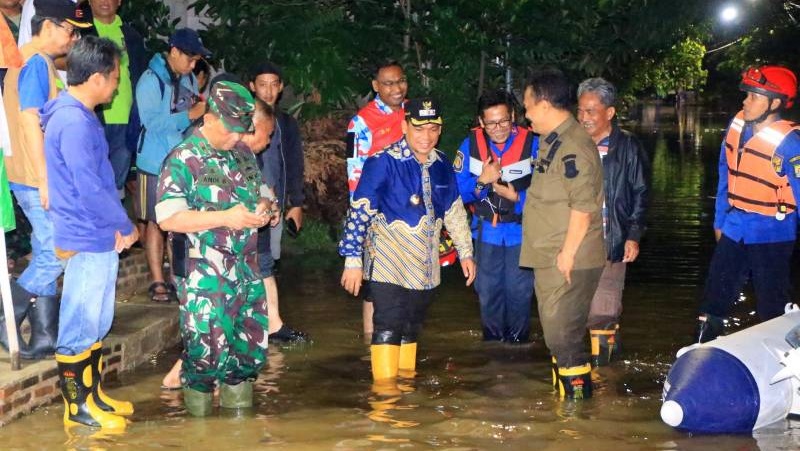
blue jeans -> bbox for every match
[56,251,119,355]
[257,224,275,277]
[13,189,65,296]
[474,242,534,342]
[104,123,133,191]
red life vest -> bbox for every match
[468,126,534,222]
[357,100,405,157]
[725,111,799,217]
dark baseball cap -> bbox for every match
[405,97,443,126]
[168,28,212,58]
[250,61,283,82]
[35,0,92,29]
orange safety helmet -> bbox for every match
[740,65,798,109]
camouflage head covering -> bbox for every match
[207,81,256,133]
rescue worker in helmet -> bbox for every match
[697,65,800,342]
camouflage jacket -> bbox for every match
[156,131,268,280]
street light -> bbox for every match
[721,5,739,22]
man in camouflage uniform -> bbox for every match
[156,81,278,416]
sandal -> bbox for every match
[166,282,179,303]
[148,282,171,303]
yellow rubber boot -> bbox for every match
[370,344,400,381]
[398,342,417,372]
[557,363,593,400]
[551,356,558,389]
[57,349,126,429]
[90,342,134,416]
[590,327,619,367]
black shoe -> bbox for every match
[20,295,59,360]
[696,314,724,344]
[268,325,309,343]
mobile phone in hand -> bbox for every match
[286,217,299,238]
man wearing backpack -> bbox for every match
[135,28,206,303]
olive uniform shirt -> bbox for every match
[520,116,605,270]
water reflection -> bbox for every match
[3,104,800,449]
[367,378,419,429]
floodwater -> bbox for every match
[3,104,800,450]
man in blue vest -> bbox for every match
[454,89,537,343]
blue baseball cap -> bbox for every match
[168,28,211,58]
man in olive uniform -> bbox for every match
[156,81,277,416]
[520,69,605,400]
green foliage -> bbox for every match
[119,0,178,53]
[189,0,711,149]
[283,218,337,255]
[629,37,709,98]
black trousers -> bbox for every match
[370,282,434,345]
[700,235,794,321]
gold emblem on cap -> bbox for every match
[422,100,432,110]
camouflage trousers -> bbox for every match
[177,266,268,392]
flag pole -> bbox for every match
[1,230,20,370]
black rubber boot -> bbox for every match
[0,279,33,352]
[57,348,126,429]
[557,364,593,400]
[696,314,725,344]
[590,323,621,367]
[90,342,134,415]
[20,295,58,359]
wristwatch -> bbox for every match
[475,181,487,191]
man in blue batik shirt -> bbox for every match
[454,90,537,343]
[340,97,475,383]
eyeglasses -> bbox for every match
[742,67,782,92]
[483,118,512,130]
[52,20,80,38]
[377,78,408,88]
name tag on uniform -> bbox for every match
[199,169,226,186]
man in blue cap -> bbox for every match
[135,27,208,304]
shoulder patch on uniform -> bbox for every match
[562,154,579,179]
[772,154,784,174]
[791,156,800,178]
[453,150,464,172]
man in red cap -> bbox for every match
[697,65,800,342]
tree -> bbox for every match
[120,0,178,53]
[629,37,708,99]
[186,0,712,148]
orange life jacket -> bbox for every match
[725,111,800,217]
[468,126,533,222]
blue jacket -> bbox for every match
[256,110,305,208]
[41,92,133,252]
[714,120,800,244]
[338,138,473,290]
[135,53,198,175]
